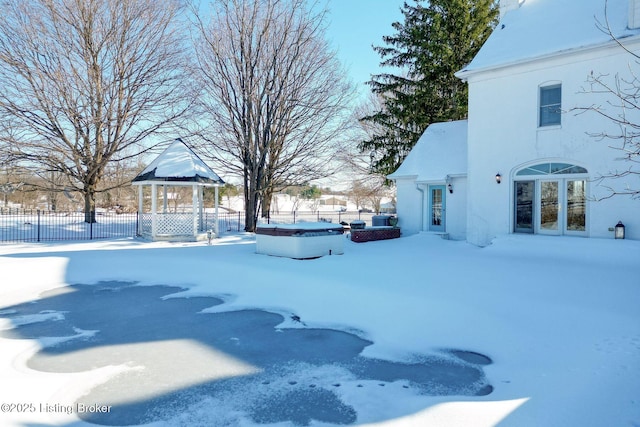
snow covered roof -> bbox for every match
[388,120,467,182]
[132,139,224,185]
[457,0,640,78]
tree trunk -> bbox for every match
[244,179,259,232]
[244,196,260,232]
[83,186,96,223]
[261,187,273,218]
[244,205,255,232]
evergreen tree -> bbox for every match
[360,0,498,176]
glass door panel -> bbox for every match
[429,185,445,232]
[540,181,559,231]
[566,180,586,232]
[514,181,534,233]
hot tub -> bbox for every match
[256,222,345,259]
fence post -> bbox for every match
[238,211,241,232]
[90,211,94,240]
[293,211,296,224]
[37,209,41,242]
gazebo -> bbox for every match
[132,139,224,242]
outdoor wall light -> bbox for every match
[495,173,502,184]
[615,221,625,239]
[448,183,453,194]
[445,175,453,193]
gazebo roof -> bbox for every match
[132,139,224,185]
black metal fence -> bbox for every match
[261,210,375,226]
[216,210,376,233]
[0,208,377,243]
[0,209,138,243]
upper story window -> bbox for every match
[539,84,561,127]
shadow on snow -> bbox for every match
[0,268,493,426]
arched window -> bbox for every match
[516,162,587,176]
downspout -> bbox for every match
[630,0,640,29]
[416,184,426,232]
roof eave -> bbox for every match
[387,173,418,180]
[456,34,640,82]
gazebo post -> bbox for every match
[151,183,157,238]
[192,184,198,237]
[137,185,143,235]
[163,185,168,213]
[214,184,219,237]
[198,185,204,232]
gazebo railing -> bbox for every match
[158,213,196,235]
[139,212,205,236]
[139,212,152,235]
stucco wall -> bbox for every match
[443,176,467,240]
[466,42,640,245]
[394,177,423,235]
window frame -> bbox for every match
[538,84,562,127]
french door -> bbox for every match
[539,180,560,234]
[428,185,446,232]
[514,179,586,235]
[515,181,535,233]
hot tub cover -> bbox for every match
[256,223,344,236]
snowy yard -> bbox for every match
[0,232,638,426]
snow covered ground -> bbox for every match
[0,232,638,426]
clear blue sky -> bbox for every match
[324,0,406,99]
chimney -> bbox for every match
[500,0,522,19]
[630,0,640,29]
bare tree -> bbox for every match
[337,93,393,211]
[0,164,24,208]
[575,67,640,199]
[191,0,355,231]
[98,158,141,211]
[0,0,194,222]
[571,2,640,199]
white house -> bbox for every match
[390,0,640,245]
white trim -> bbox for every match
[416,173,467,186]
[388,173,419,180]
[456,35,640,82]
[510,158,590,179]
